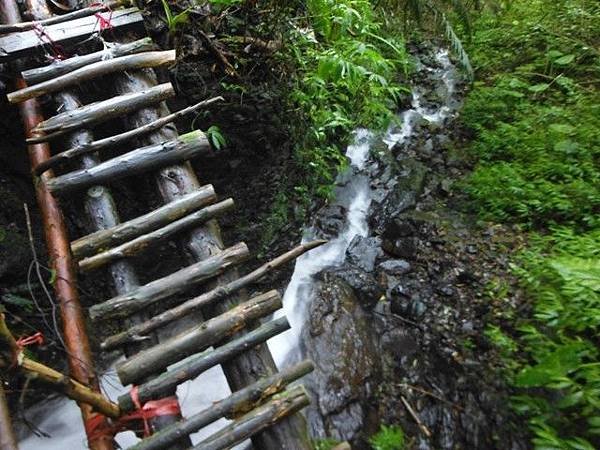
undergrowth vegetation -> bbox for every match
[462,1,600,448]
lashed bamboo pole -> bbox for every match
[119,317,291,411]
[0,0,122,34]
[117,290,282,386]
[27,82,175,143]
[46,130,211,195]
[34,97,223,176]
[192,386,310,450]
[101,240,326,350]
[0,0,114,437]
[129,360,314,450]
[8,51,176,103]
[1,315,120,418]
[71,186,216,259]
[90,242,250,321]
[22,38,154,85]
[0,384,18,450]
[79,198,234,272]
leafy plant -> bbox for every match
[369,424,405,450]
[161,0,190,33]
[206,125,226,150]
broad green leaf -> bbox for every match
[555,54,575,65]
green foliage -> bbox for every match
[369,424,406,450]
[462,1,600,448]
[286,0,409,199]
[161,0,190,33]
[313,438,341,450]
[205,125,226,151]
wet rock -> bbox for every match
[0,227,29,280]
[382,236,418,260]
[437,284,455,297]
[378,259,412,276]
[324,267,383,309]
[346,235,382,272]
[314,204,347,238]
[304,276,381,443]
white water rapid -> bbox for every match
[18,48,457,449]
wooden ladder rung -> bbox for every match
[78,198,235,272]
[89,242,250,321]
[8,50,176,103]
[22,38,154,85]
[72,186,216,259]
[116,289,282,386]
[46,130,210,195]
[118,316,295,412]
[128,359,314,450]
[27,82,175,144]
[0,7,143,62]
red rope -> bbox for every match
[91,2,114,32]
[84,389,181,441]
[32,23,67,60]
[11,331,45,368]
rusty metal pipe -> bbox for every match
[0,1,114,448]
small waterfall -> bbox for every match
[268,48,458,368]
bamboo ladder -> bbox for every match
[0,0,321,448]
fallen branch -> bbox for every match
[101,240,326,350]
[34,96,223,176]
[198,30,239,78]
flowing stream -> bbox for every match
[19,48,458,449]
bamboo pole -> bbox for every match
[101,240,326,350]
[22,38,154,85]
[46,130,211,195]
[119,317,292,411]
[34,97,223,176]
[90,242,250,321]
[0,0,122,34]
[117,290,282,386]
[192,386,310,450]
[79,199,234,272]
[8,51,176,103]
[0,384,18,450]
[27,82,175,143]
[71,186,216,259]
[129,360,314,450]
[0,314,119,418]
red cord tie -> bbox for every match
[84,388,181,442]
[91,2,114,32]
[32,23,67,60]
[12,331,45,368]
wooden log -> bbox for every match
[0,0,123,34]
[8,50,176,103]
[128,360,314,450]
[0,385,18,450]
[79,198,235,272]
[27,82,175,143]
[89,242,250,321]
[101,240,326,350]
[117,290,282,386]
[192,386,310,450]
[22,38,154,85]
[46,129,211,195]
[34,96,223,176]
[119,316,292,411]
[71,186,215,259]
[0,7,143,62]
